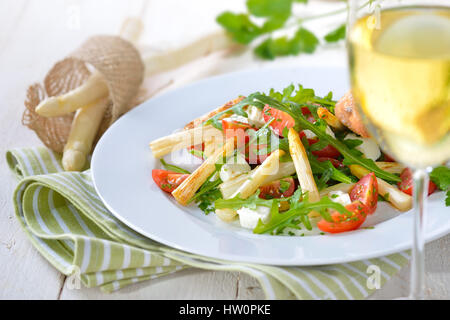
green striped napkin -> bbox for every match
[6,146,410,299]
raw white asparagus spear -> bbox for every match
[36,17,144,118]
[231,149,285,200]
[149,125,223,158]
[349,165,412,212]
[144,30,236,76]
[35,73,109,117]
[172,138,236,206]
[62,97,109,171]
[61,17,144,171]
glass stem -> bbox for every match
[409,168,428,300]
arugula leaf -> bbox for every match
[309,157,355,184]
[279,179,292,193]
[189,148,205,159]
[203,93,264,130]
[253,194,349,234]
[315,166,333,190]
[215,190,274,210]
[343,138,363,150]
[274,84,336,108]
[324,24,346,43]
[216,12,261,44]
[253,93,400,182]
[160,159,191,174]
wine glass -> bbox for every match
[347,0,450,299]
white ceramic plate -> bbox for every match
[92,66,450,266]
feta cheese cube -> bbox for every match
[329,191,352,206]
[237,206,271,229]
[219,153,251,182]
[247,106,266,127]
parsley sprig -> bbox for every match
[430,166,450,207]
[217,0,373,60]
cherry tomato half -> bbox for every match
[317,201,369,234]
[152,169,189,193]
[398,168,437,196]
[259,177,295,199]
[262,105,295,137]
[349,172,378,214]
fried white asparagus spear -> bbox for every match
[375,161,406,174]
[204,136,222,158]
[35,73,109,117]
[231,149,285,199]
[317,107,344,130]
[220,161,296,199]
[288,128,320,203]
[349,164,412,211]
[149,125,223,158]
[184,96,245,129]
[172,138,236,205]
[62,97,109,171]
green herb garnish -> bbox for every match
[430,166,450,206]
[160,159,191,174]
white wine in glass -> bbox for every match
[348,2,450,299]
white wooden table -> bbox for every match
[0,0,448,300]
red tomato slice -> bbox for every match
[317,157,344,168]
[317,201,368,234]
[222,119,255,148]
[152,169,189,193]
[259,177,295,199]
[398,168,437,196]
[349,172,378,214]
[262,105,295,137]
[308,138,341,158]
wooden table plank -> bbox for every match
[60,270,240,300]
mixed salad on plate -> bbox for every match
[149,84,450,236]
